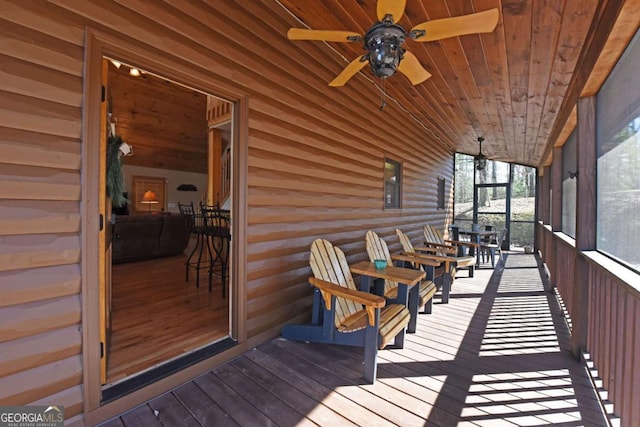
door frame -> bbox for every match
[474,182,511,249]
[82,29,248,421]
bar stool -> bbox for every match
[201,204,231,297]
[179,202,210,288]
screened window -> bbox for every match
[475,159,510,184]
[384,158,402,209]
[454,154,537,249]
[511,164,537,248]
[596,28,640,272]
[562,131,577,238]
[454,153,474,229]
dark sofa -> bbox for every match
[111,214,190,264]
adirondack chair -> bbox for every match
[422,224,476,277]
[365,230,437,316]
[395,228,455,303]
[280,239,411,383]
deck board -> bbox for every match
[172,382,238,427]
[147,392,200,427]
[215,362,316,427]
[102,254,608,426]
[230,355,357,426]
[194,371,276,426]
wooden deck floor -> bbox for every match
[100,254,608,426]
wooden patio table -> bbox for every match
[350,261,425,333]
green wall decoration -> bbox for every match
[106,135,128,208]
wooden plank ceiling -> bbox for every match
[108,63,209,173]
[275,0,604,167]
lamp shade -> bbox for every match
[141,190,159,203]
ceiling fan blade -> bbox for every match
[398,51,431,85]
[411,8,499,42]
[287,28,361,42]
[376,0,406,22]
[329,57,369,87]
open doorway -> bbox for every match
[100,57,234,391]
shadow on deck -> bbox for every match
[101,254,608,426]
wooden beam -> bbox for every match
[554,105,577,148]
[582,0,640,96]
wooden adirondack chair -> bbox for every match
[422,225,458,255]
[395,228,456,303]
[280,239,411,383]
[422,224,476,277]
[365,230,437,315]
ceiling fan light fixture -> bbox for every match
[286,4,499,93]
[475,137,487,171]
[475,155,487,171]
[365,22,405,79]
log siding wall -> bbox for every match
[0,1,453,423]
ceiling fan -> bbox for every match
[287,0,499,89]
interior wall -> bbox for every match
[0,1,454,424]
[122,164,208,214]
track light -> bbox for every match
[129,68,141,77]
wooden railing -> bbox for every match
[554,233,577,320]
[584,253,640,425]
[538,224,640,426]
[207,97,232,127]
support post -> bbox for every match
[551,147,563,232]
[571,96,597,359]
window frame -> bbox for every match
[383,157,402,209]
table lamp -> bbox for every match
[140,190,159,214]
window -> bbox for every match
[384,158,402,209]
[475,159,510,184]
[437,176,446,209]
[596,28,640,272]
[454,153,475,229]
[562,131,577,238]
[132,175,167,214]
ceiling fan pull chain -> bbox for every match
[380,78,387,111]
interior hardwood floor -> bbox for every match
[107,253,229,385]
